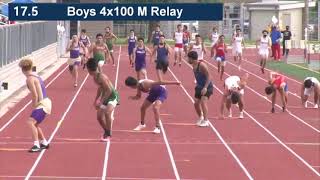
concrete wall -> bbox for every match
[250,10,276,40]
[279,8,302,40]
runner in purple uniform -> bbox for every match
[127,29,137,67]
[125,76,180,134]
[66,35,86,87]
[133,37,152,80]
[19,58,51,152]
[79,29,91,69]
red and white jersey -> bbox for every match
[175,31,183,44]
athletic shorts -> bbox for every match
[304,87,313,96]
[147,85,167,103]
[156,60,169,73]
[194,83,213,99]
[135,61,146,72]
[259,49,269,57]
[174,44,183,52]
[232,48,242,56]
[100,90,120,109]
[68,57,81,66]
[30,108,47,124]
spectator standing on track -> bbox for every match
[219,74,249,119]
[152,35,172,81]
[270,25,282,61]
[265,71,288,113]
[281,26,292,58]
[19,59,51,152]
[187,51,214,127]
[212,35,228,80]
[256,30,272,74]
[125,77,180,134]
[86,58,120,142]
[104,27,118,66]
[133,37,152,80]
[301,77,319,108]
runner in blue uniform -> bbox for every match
[187,51,213,127]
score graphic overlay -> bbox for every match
[9,3,223,21]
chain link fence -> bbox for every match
[0,21,57,68]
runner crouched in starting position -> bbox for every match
[265,71,288,113]
[219,74,249,119]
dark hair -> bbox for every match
[187,51,198,60]
[125,76,138,87]
[304,79,313,88]
[195,34,201,38]
[219,35,225,39]
[159,34,165,38]
[96,33,103,38]
[265,86,275,95]
[81,29,86,33]
[156,24,160,28]
[130,29,134,32]
[86,58,98,72]
[138,37,144,42]
[183,25,188,29]
[262,30,268,34]
[236,28,241,32]
[230,91,240,104]
[177,24,182,28]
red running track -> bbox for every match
[0,46,319,180]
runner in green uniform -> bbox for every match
[104,27,118,66]
[86,57,119,142]
[88,33,110,73]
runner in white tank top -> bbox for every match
[189,34,206,60]
[173,24,183,66]
[231,29,245,71]
[220,74,249,119]
[210,27,219,47]
[301,77,320,108]
[256,30,271,74]
[209,27,219,58]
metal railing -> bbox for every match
[0,21,57,68]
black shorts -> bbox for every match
[195,84,213,99]
[156,60,169,73]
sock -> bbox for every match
[105,129,111,137]
[140,121,145,125]
[40,139,48,146]
[34,141,40,148]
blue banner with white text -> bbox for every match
[9,3,223,21]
